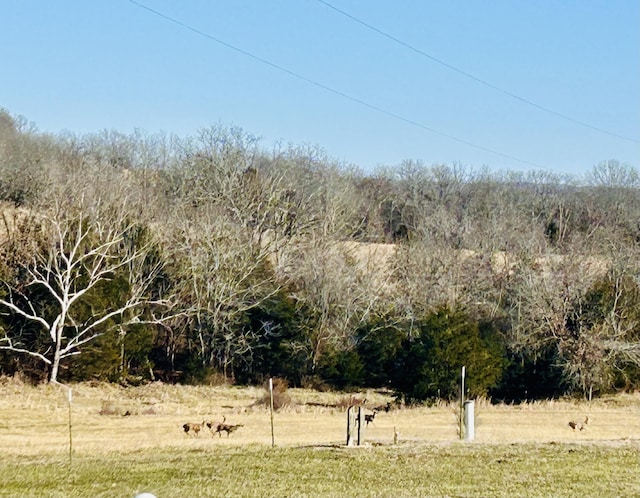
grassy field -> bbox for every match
[0,377,638,497]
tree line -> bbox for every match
[1,108,639,402]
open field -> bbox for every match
[0,377,638,497]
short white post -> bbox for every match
[463,400,475,441]
[346,406,356,446]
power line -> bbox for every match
[126,0,545,169]
[317,0,640,145]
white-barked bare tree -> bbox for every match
[0,196,165,383]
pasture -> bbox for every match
[0,377,638,497]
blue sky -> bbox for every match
[2,1,638,176]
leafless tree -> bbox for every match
[0,196,164,383]
[277,160,387,370]
[160,200,281,379]
[284,237,389,370]
[589,160,639,188]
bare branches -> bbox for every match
[0,336,51,365]
[0,197,164,382]
[0,283,50,331]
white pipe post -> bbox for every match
[464,400,475,441]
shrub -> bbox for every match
[489,346,569,403]
[230,289,310,386]
[356,318,405,387]
[391,307,506,403]
[255,377,292,411]
[316,349,364,390]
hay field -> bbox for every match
[0,378,639,497]
[1,378,638,453]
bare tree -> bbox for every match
[277,159,387,370]
[0,108,54,206]
[159,199,282,379]
[504,238,621,396]
[0,197,164,383]
[283,237,389,371]
[589,159,639,188]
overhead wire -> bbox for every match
[317,0,640,145]
[126,0,545,169]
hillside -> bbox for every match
[0,109,639,400]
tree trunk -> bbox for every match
[49,314,66,383]
[50,350,61,384]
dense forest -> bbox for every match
[1,108,639,402]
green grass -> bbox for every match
[1,442,638,498]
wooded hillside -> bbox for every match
[1,108,639,401]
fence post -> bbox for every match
[463,400,475,441]
[269,378,275,448]
[459,366,466,439]
[357,406,364,446]
[346,406,356,446]
[67,387,73,469]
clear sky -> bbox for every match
[2,1,639,176]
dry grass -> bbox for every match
[0,377,638,457]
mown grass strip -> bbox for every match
[0,442,638,498]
